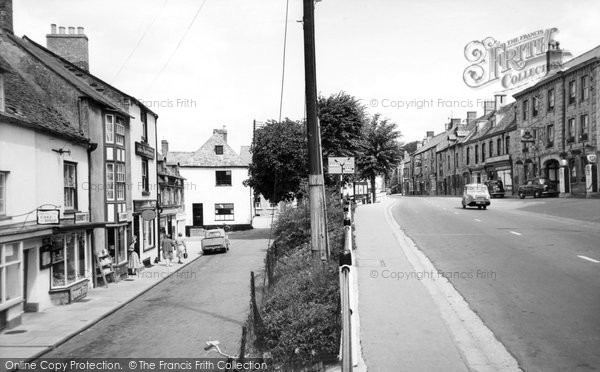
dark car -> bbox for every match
[517,178,559,199]
[485,180,505,198]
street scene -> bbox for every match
[1,0,600,371]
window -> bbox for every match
[580,114,589,141]
[106,163,115,200]
[466,147,470,165]
[532,95,539,117]
[107,226,127,264]
[522,99,529,120]
[0,242,21,303]
[141,159,149,192]
[105,115,114,143]
[581,76,589,101]
[215,145,224,155]
[505,136,510,155]
[497,138,502,156]
[547,89,555,111]
[115,117,125,146]
[143,219,155,250]
[50,233,87,288]
[216,170,232,186]
[0,171,6,215]
[568,81,576,104]
[481,143,486,162]
[215,203,234,221]
[64,162,77,210]
[567,118,575,142]
[141,110,148,143]
[546,124,554,147]
[116,163,125,200]
[475,145,479,164]
[489,141,493,158]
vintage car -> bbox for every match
[484,179,505,198]
[462,183,491,210]
[517,178,559,199]
[201,229,230,254]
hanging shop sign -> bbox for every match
[141,209,157,221]
[37,209,60,225]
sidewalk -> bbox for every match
[354,199,520,372]
[0,239,206,361]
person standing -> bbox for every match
[161,234,175,267]
[175,233,187,264]
[128,235,142,275]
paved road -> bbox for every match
[42,229,269,358]
[390,195,600,371]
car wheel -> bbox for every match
[518,192,525,199]
[483,205,487,210]
[534,190,541,198]
[478,206,482,210]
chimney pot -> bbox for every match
[77,26,84,34]
[161,140,169,157]
[59,26,65,34]
[68,26,75,34]
[51,24,57,33]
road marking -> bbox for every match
[509,231,522,236]
[577,255,600,263]
[454,212,459,215]
[474,219,482,222]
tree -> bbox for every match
[245,119,308,203]
[318,92,367,185]
[357,114,403,203]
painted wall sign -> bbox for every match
[135,141,155,159]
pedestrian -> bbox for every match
[175,233,187,264]
[161,234,175,267]
[128,235,142,275]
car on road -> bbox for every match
[462,183,491,210]
[201,229,230,254]
[517,177,559,199]
[484,179,505,198]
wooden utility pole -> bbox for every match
[303,0,329,261]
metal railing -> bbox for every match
[339,200,354,371]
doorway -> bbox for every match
[192,203,204,227]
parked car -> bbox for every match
[201,229,230,254]
[462,183,491,210]
[484,179,505,198]
[517,178,559,199]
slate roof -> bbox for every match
[0,50,88,143]
[239,146,251,165]
[413,132,445,156]
[167,132,248,167]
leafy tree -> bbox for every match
[245,119,308,203]
[357,114,403,203]
[318,92,367,184]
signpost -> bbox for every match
[328,157,355,174]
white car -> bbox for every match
[461,183,491,210]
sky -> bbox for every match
[12,0,600,153]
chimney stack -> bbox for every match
[494,94,506,110]
[546,41,564,74]
[47,24,90,71]
[213,126,228,143]
[0,0,13,33]
[466,111,477,124]
[161,140,169,157]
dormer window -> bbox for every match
[215,145,223,155]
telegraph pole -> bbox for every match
[303,0,328,261]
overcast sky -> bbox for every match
[13,0,600,153]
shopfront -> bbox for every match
[133,200,158,264]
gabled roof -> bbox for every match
[239,146,251,165]
[0,50,88,143]
[413,132,445,156]
[167,132,248,167]
[7,34,129,117]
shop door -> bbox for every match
[134,217,140,254]
[192,203,203,226]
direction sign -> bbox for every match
[328,157,355,174]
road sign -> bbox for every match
[328,157,355,174]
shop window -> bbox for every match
[216,171,232,186]
[0,171,6,215]
[64,162,77,211]
[547,89,555,112]
[215,203,234,221]
[105,114,114,143]
[50,234,87,288]
[579,114,589,141]
[0,242,21,304]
